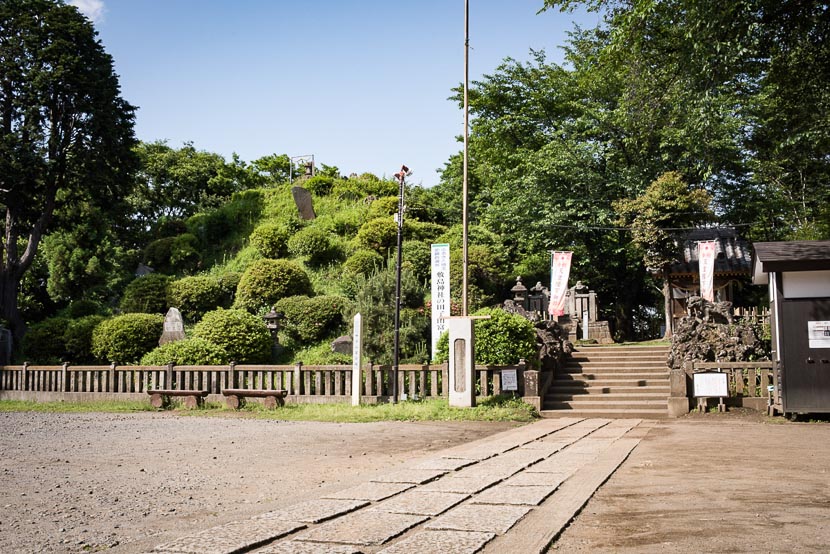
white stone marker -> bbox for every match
[352,313,362,406]
[446,316,489,408]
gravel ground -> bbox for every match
[0,412,518,553]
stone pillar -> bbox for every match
[667,367,690,417]
[447,317,476,408]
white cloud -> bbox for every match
[69,0,106,23]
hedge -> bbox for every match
[234,259,312,313]
[140,338,229,366]
[274,295,350,343]
[91,313,165,364]
[433,307,536,365]
[192,308,271,363]
[119,274,171,314]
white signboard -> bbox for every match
[501,369,518,392]
[431,244,451,357]
[808,321,830,349]
[693,372,728,398]
[352,313,362,406]
[698,240,717,302]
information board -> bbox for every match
[693,372,728,398]
[501,369,518,391]
[808,321,830,349]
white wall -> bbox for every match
[782,270,830,298]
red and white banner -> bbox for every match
[698,240,717,302]
[548,251,573,317]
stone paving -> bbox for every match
[148,417,650,554]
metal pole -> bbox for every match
[392,165,409,404]
[462,0,470,316]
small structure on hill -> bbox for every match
[752,240,830,415]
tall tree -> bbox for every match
[0,0,136,340]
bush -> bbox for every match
[405,220,447,242]
[249,223,289,259]
[192,308,271,363]
[303,175,335,196]
[22,317,69,363]
[330,208,366,236]
[65,299,104,318]
[234,259,313,313]
[356,217,397,252]
[367,196,399,219]
[168,276,225,322]
[216,272,242,306]
[170,233,200,272]
[142,237,175,272]
[402,240,431,281]
[64,315,107,363]
[332,175,397,199]
[274,295,350,343]
[343,249,384,276]
[91,313,165,364]
[433,308,536,365]
[140,338,229,366]
[119,274,172,314]
[287,226,340,266]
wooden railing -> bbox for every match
[692,361,775,399]
[0,360,531,403]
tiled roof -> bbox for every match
[668,228,752,276]
[753,240,830,273]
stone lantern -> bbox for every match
[511,277,528,310]
[263,308,285,359]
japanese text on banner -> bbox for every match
[698,240,717,302]
[430,244,451,357]
[548,251,573,317]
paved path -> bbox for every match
[147,418,652,554]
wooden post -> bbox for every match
[228,361,237,389]
[166,362,173,390]
[22,362,29,391]
[62,362,69,392]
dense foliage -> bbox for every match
[119,274,172,314]
[433,308,537,365]
[234,259,313,313]
[274,295,350,343]
[140,338,229,366]
[91,314,164,364]
[192,308,271,363]
[168,275,228,322]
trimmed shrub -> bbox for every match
[170,233,200,271]
[402,240,431,281]
[64,315,107,363]
[143,237,175,271]
[405,220,447,242]
[330,208,366,236]
[192,308,271,363]
[331,175,397,199]
[287,226,340,266]
[274,295,350,343]
[367,196,399,219]
[119,274,172,314]
[433,308,536,365]
[356,217,397,252]
[234,259,313,313]
[249,223,289,259]
[140,338,229,366]
[303,175,335,196]
[91,313,165,364]
[65,299,103,318]
[168,276,225,322]
[343,249,384,276]
[216,272,242,306]
[22,317,69,363]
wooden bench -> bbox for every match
[221,389,288,409]
[147,389,208,409]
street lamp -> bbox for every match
[391,164,411,404]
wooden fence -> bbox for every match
[0,360,527,404]
[692,361,776,400]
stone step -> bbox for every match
[546,385,670,395]
[546,399,667,409]
[570,352,668,360]
[545,392,669,398]
[556,373,668,381]
[565,358,668,366]
[573,346,670,353]
[562,365,668,373]
[540,408,669,419]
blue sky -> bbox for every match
[72,1,598,187]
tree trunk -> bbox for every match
[0,269,24,344]
[662,270,673,340]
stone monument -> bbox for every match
[159,307,186,345]
[291,186,316,220]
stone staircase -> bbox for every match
[541,344,671,419]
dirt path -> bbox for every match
[550,411,830,553]
[0,412,518,553]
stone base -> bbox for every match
[667,397,691,418]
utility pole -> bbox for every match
[462,0,470,316]
[391,164,411,404]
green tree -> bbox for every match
[615,172,715,338]
[0,0,137,341]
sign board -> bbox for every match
[808,321,830,349]
[501,369,518,391]
[693,372,728,398]
[430,244,451,357]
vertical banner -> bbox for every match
[698,240,717,302]
[548,251,573,317]
[431,243,451,357]
[352,313,362,406]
